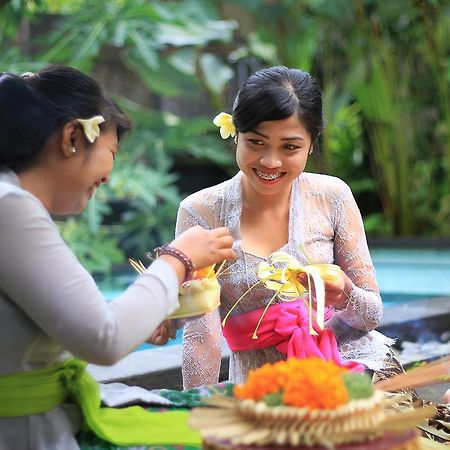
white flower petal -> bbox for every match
[77,115,105,143]
[213,112,236,140]
[213,113,225,126]
[220,126,230,139]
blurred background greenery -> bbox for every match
[1,0,449,276]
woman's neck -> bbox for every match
[241,178,292,212]
[18,167,54,212]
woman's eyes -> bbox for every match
[283,144,301,151]
[246,139,301,151]
[248,139,264,146]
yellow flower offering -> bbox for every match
[170,264,222,319]
[128,259,225,320]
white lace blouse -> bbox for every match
[176,171,394,389]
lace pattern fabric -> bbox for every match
[177,172,394,389]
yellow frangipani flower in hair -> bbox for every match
[76,115,105,143]
[213,112,236,139]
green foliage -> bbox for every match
[57,217,124,275]
[229,0,449,237]
[321,88,370,192]
[2,0,449,276]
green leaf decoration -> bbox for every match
[342,373,374,400]
[262,391,283,407]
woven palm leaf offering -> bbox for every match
[221,251,342,338]
[189,356,450,450]
[129,258,225,320]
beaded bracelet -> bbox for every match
[152,245,194,281]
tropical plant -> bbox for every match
[1,0,449,278]
[222,0,450,237]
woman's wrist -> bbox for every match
[334,276,353,310]
[153,245,194,283]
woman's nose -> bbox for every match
[260,150,282,168]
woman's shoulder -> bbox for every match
[0,171,50,219]
[0,171,30,202]
[180,172,240,209]
[299,172,353,196]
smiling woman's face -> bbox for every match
[236,114,312,198]
[53,125,118,215]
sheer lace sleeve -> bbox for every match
[176,199,223,389]
[329,181,383,333]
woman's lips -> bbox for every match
[253,168,286,184]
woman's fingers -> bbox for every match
[165,320,177,339]
[217,235,234,248]
[171,225,236,269]
[212,227,233,237]
[217,246,236,261]
[146,320,176,346]
[296,272,347,308]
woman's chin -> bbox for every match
[66,198,89,215]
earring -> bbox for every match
[309,147,313,155]
[234,136,238,145]
[71,147,76,153]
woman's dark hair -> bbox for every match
[0,65,132,172]
[232,66,323,149]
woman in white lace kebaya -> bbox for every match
[176,66,396,389]
[0,66,234,450]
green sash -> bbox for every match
[0,358,201,446]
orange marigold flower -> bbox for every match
[192,265,216,279]
[233,357,349,410]
[234,362,285,400]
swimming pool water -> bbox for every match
[371,247,450,297]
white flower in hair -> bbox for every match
[76,115,105,143]
[213,112,236,139]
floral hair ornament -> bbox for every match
[213,112,236,139]
[76,115,105,143]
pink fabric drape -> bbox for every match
[222,300,364,372]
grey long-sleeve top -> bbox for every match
[0,170,180,450]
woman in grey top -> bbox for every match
[176,66,396,389]
[0,66,235,449]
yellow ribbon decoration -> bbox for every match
[222,251,342,338]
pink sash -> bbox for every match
[222,300,364,372]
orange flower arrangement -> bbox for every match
[190,265,216,280]
[234,357,349,410]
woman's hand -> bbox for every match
[146,319,186,346]
[296,270,352,310]
[170,226,236,270]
